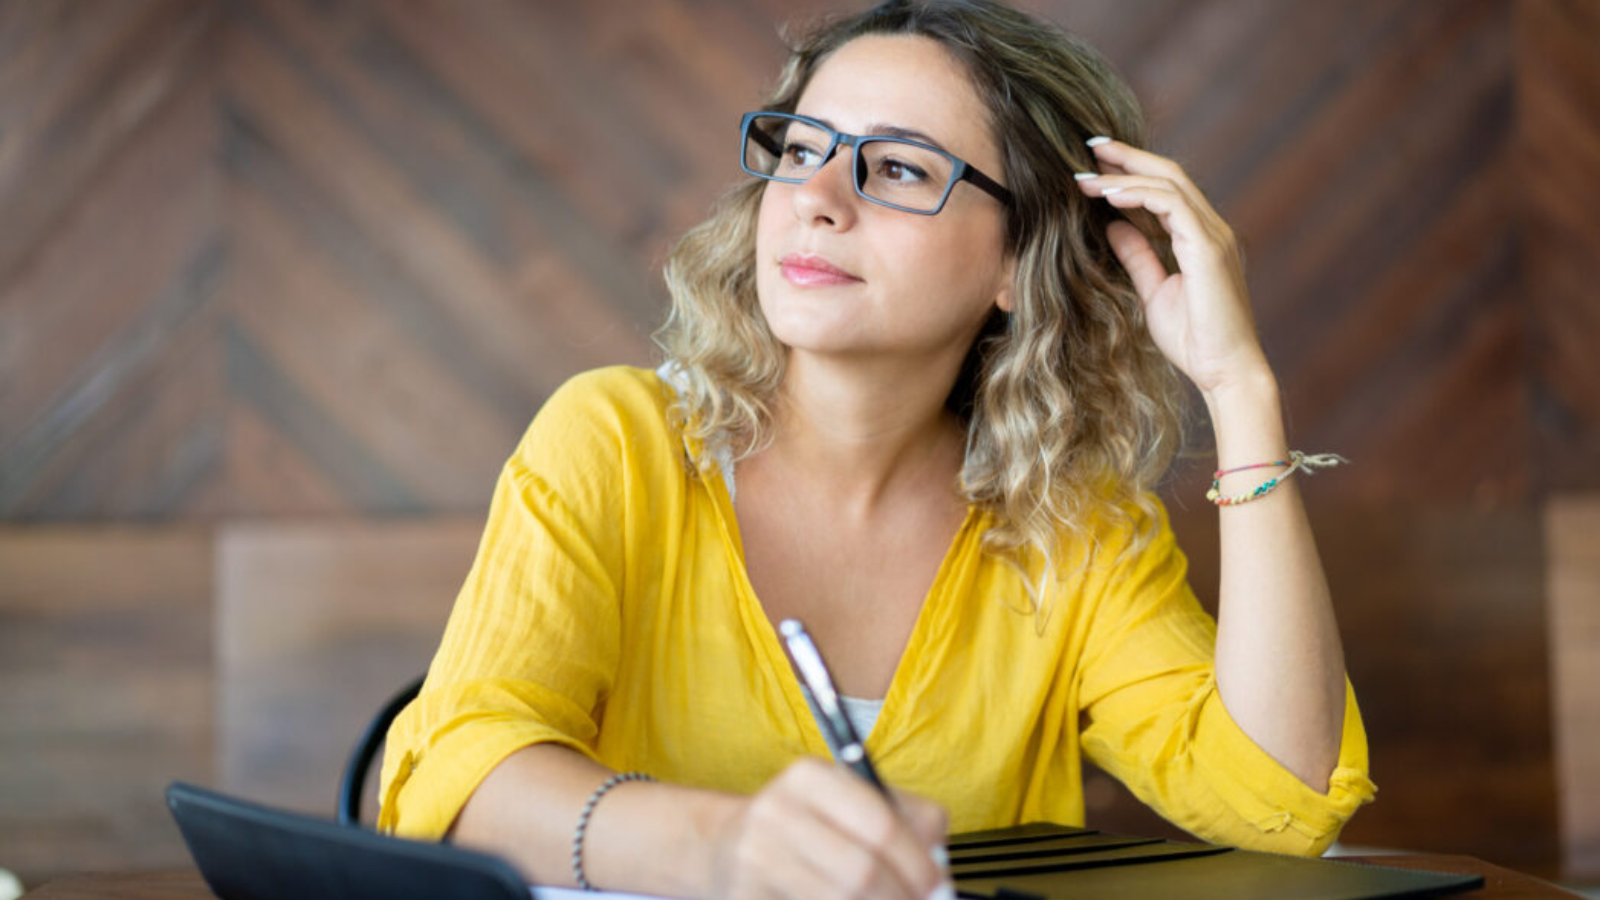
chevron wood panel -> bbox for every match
[0,0,225,520]
[1122,0,1528,506]
[3,0,1581,518]
[218,0,662,514]
[1520,0,1600,494]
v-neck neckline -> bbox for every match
[704,457,977,759]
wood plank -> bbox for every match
[214,518,482,820]
[1546,495,1600,880]
[0,527,212,886]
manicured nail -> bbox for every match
[1086,135,1113,147]
[927,882,957,900]
[931,845,950,869]
[1100,186,1125,195]
[1073,172,1099,181]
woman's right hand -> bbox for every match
[706,757,954,900]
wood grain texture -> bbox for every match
[0,527,212,886]
[1318,506,1556,870]
[214,518,482,819]
[1547,496,1600,880]
[1518,0,1600,494]
[3,0,1580,518]
[0,0,224,520]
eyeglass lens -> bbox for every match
[744,115,955,213]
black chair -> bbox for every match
[337,674,426,827]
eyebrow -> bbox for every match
[808,115,950,152]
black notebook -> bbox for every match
[948,822,1484,900]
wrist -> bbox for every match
[1201,365,1280,420]
[697,792,751,900]
[1202,369,1288,467]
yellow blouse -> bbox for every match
[378,366,1375,855]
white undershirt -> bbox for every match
[801,687,886,741]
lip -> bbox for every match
[779,253,863,287]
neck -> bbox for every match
[764,351,968,516]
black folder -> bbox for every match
[948,822,1485,900]
[167,782,1483,900]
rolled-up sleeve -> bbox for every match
[377,376,628,839]
[1076,498,1376,856]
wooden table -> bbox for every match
[21,855,1586,899]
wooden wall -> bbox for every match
[2,0,1597,888]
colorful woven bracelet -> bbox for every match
[1205,451,1350,506]
[1213,458,1289,479]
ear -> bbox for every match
[994,254,1018,313]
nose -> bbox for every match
[789,143,859,230]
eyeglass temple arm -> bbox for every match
[750,126,784,158]
[961,165,1013,206]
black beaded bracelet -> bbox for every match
[571,772,655,891]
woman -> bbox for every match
[378,2,1375,899]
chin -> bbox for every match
[756,282,869,354]
[762,311,866,355]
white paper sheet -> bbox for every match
[531,885,678,900]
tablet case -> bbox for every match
[167,782,1485,900]
[165,781,529,900]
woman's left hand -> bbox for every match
[1076,138,1270,397]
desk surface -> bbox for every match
[19,855,1584,899]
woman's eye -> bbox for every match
[784,143,822,167]
[878,158,927,183]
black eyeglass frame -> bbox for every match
[739,111,1013,215]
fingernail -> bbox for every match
[1086,135,1113,147]
[1073,172,1099,181]
[926,882,957,900]
[1100,186,1125,195]
[931,845,950,869]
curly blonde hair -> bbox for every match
[655,0,1188,590]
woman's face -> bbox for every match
[754,34,1013,368]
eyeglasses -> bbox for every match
[740,111,1012,215]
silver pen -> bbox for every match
[778,618,888,794]
[778,618,953,878]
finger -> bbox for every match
[741,769,902,900]
[889,790,950,854]
[1074,173,1181,200]
[1086,137,1218,219]
[1091,181,1210,244]
[714,798,826,900]
[781,761,945,900]
[1077,160,1129,178]
[758,798,910,900]
[749,831,844,900]
[1105,220,1169,301]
